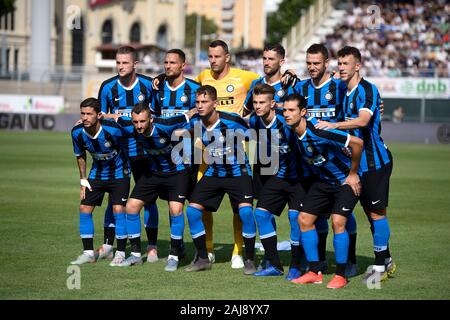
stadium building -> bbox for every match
[0,0,185,77]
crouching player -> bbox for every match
[70,98,130,265]
[114,102,192,271]
[283,94,363,289]
[184,85,256,274]
[248,84,306,280]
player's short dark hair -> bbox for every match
[306,44,329,60]
[284,94,307,111]
[209,40,229,54]
[196,85,217,101]
[166,48,186,63]
[264,43,285,58]
[117,46,138,61]
[253,83,275,98]
[337,46,362,62]
[80,97,101,113]
[132,102,151,115]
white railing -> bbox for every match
[282,0,336,59]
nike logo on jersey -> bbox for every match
[372,200,381,205]
[160,97,166,101]
[114,97,121,102]
[342,207,351,211]
[244,195,252,199]
[178,195,186,199]
[304,96,309,100]
[121,198,128,202]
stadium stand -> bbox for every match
[324,0,449,77]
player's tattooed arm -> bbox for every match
[343,135,363,197]
[380,99,385,116]
[152,73,166,90]
[281,69,299,87]
[77,154,92,200]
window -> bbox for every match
[14,49,18,73]
[101,20,113,44]
[156,24,168,49]
[72,16,84,66]
[6,48,10,74]
[3,12,8,30]
[130,22,140,43]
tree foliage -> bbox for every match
[0,0,15,16]
[185,13,219,51]
[266,0,314,44]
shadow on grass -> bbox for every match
[129,240,374,274]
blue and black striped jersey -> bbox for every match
[98,73,153,160]
[151,78,201,117]
[294,78,346,122]
[71,119,130,181]
[98,74,153,117]
[244,77,296,112]
[294,117,352,185]
[342,78,391,172]
[189,111,252,178]
[249,108,297,180]
[118,114,190,175]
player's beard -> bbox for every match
[264,66,278,77]
[142,124,152,136]
[166,71,181,81]
[311,69,326,81]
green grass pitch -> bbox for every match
[0,131,449,300]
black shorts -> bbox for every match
[130,157,151,183]
[360,161,393,211]
[130,170,192,204]
[252,165,271,200]
[189,175,254,212]
[299,176,316,193]
[256,176,306,216]
[302,181,359,218]
[157,166,198,201]
[81,178,130,207]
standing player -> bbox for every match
[247,84,306,280]
[70,98,130,265]
[194,40,260,268]
[113,103,192,271]
[151,48,201,256]
[283,94,363,289]
[185,85,256,274]
[152,49,200,117]
[243,43,299,270]
[294,43,358,277]
[314,46,395,284]
[152,40,259,267]
[243,43,295,113]
[98,46,160,263]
